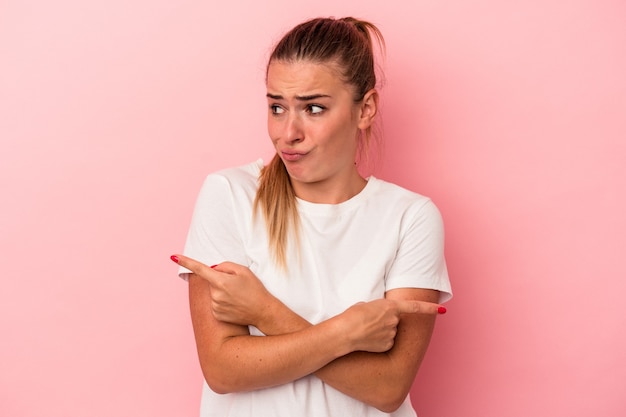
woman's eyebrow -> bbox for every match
[266,93,331,101]
[295,94,331,101]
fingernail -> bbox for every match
[210,265,217,269]
[437,306,447,314]
[170,255,179,263]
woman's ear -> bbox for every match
[358,88,379,130]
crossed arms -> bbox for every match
[174,256,444,413]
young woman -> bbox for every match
[171,17,452,417]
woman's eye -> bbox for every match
[308,105,324,114]
[270,105,284,115]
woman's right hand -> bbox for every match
[341,299,444,353]
[172,255,275,328]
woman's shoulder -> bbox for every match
[367,177,445,225]
[198,159,263,198]
[368,177,433,207]
[206,159,263,186]
[209,159,263,182]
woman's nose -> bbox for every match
[285,113,303,143]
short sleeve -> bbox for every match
[178,173,249,280]
[385,199,452,303]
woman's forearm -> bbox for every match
[254,288,439,412]
[180,256,441,411]
[190,276,356,393]
[200,321,353,393]
[313,313,436,412]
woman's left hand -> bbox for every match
[172,255,274,327]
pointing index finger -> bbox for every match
[170,254,219,285]
[397,300,447,315]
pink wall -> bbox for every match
[1,1,624,416]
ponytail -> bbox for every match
[253,154,299,270]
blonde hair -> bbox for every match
[254,17,385,269]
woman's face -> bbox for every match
[266,60,376,202]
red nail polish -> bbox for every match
[210,265,217,269]
[437,306,447,314]
[170,255,179,263]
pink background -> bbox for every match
[1,1,625,416]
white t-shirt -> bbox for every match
[180,159,452,417]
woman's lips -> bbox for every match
[281,151,308,162]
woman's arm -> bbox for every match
[177,256,443,411]
[188,275,351,393]
[243,283,440,412]
[315,288,439,412]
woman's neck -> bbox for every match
[291,171,367,204]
